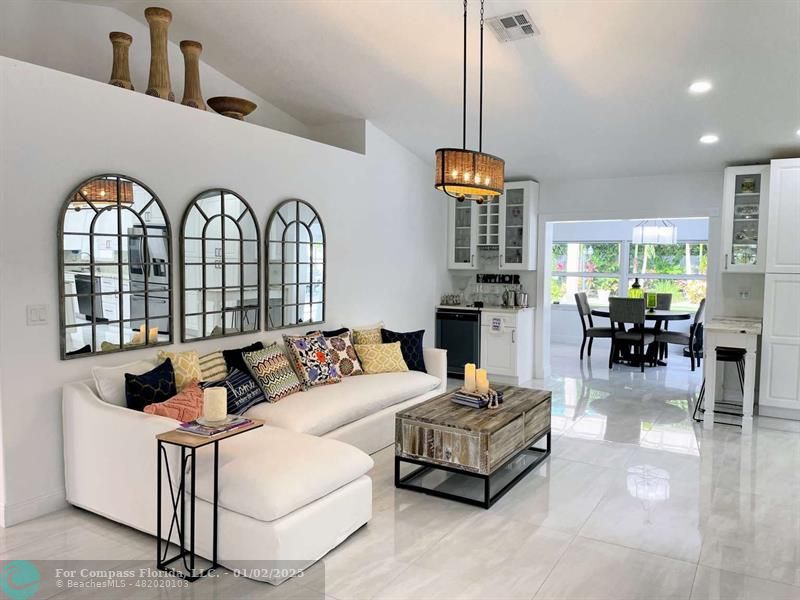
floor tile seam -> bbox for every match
[528,531,578,600]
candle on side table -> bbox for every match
[203,388,227,422]
[464,363,477,392]
[476,368,490,395]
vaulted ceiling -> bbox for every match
[79,0,800,179]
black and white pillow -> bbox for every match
[381,329,426,373]
[125,358,177,412]
[201,368,266,415]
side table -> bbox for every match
[156,418,264,581]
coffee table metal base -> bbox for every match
[395,431,551,509]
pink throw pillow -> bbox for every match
[144,380,203,421]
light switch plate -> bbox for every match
[27,304,48,326]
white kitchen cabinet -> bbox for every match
[499,181,538,271]
[447,200,478,270]
[766,158,800,274]
[721,165,770,273]
[759,274,800,415]
[480,309,534,385]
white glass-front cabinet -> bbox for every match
[499,181,539,271]
[448,200,478,270]
[721,165,770,273]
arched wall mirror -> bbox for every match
[59,174,173,359]
[266,199,325,330]
[181,189,261,341]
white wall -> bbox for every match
[0,0,310,139]
[0,57,448,525]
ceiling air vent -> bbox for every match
[487,10,539,42]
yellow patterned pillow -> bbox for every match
[354,342,408,374]
[352,326,383,345]
[157,350,201,391]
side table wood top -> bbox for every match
[157,418,264,448]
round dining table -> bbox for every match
[590,307,692,366]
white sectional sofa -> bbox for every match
[62,347,447,583]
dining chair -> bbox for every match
[656,293,672,310]
[653,293,673,359]
[608,297,655,372]
[655,298,706,371]
[574,292,613,361]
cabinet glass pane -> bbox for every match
[730,174,761,266]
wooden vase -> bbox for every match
[108,32,134,90]
[180,40,206,110]
[144,7,174,101]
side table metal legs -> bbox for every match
[157,440,219,581]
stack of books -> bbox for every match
[179,416,252,437]
[451,388,505,409]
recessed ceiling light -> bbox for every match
[699,134,719,144]
[689,80,713,94]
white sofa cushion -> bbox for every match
[91,359,156,407]
[193,426,373,522]
[244,371,440,436]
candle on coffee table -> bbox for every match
[464,363,477,392]
[476,368,490,395]
[203,388,227,422]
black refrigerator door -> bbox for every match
[435,311,480,377]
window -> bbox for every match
[266,199,325,329]
[181,189,261,341]
[551,242,621,304]
[59,174,173,358]
[551,240,707,310]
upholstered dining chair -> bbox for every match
[608,297,655,372]
[574,292,614,361]
[656,298,706,371]
[656,293,673,310]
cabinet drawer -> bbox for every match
[524,396,551,443]
[482,312,517,329]
[396,420,481,472]
[488,415,524,472]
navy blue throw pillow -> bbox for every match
[201,368,266,415]
[306,327,349,337]
[223,341,264,375]
[125,358,177,412]
[381,329,426,373]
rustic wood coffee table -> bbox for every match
[395,385,551,508]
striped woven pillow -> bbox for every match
[243,344,303,402]
[199,351,227,382]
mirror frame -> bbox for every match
[265,198,326,330]
[180,188,262,342]
[58,173,174,359]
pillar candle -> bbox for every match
[476,368,490,395]
[464,363,477,392]
[203,388,227,422]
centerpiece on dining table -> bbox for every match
[452,363,504,409]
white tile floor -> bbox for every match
[3,342,799,599]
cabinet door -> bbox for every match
[499,181,538,271]
[721,166,770,273]
[480,325,516,376]
[766,159,800,274]
[448,200,477,270]
[477,201,500,247]
[759,274,800,411]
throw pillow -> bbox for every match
[157,350,202,391]
[223,341,264,374]
[324,330,364,376]
[306,327,348,337]
[199,350,227,382]
[243,345,303,402]
[125,359,177,412]
[381,329,426,373]
[92,358,157,407]
[201,368,266,415]
[354,342,409,374]
[143,381,204,421]
[65,344,91,357]
[283,333,342,388]
[352,321,384,345]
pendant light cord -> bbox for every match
[462,0,467,150]
[479,0,484,152]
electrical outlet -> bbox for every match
[738,289,751,300]
[26,304,48,326]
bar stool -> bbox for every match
[692,346,745,426]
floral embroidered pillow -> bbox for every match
[283,333,342,388]
[323,329,364,377]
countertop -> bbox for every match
[705,317,762,335]
[436,305,535,313]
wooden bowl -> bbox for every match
[207,96,257,120]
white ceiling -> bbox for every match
[79,0,800,179]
